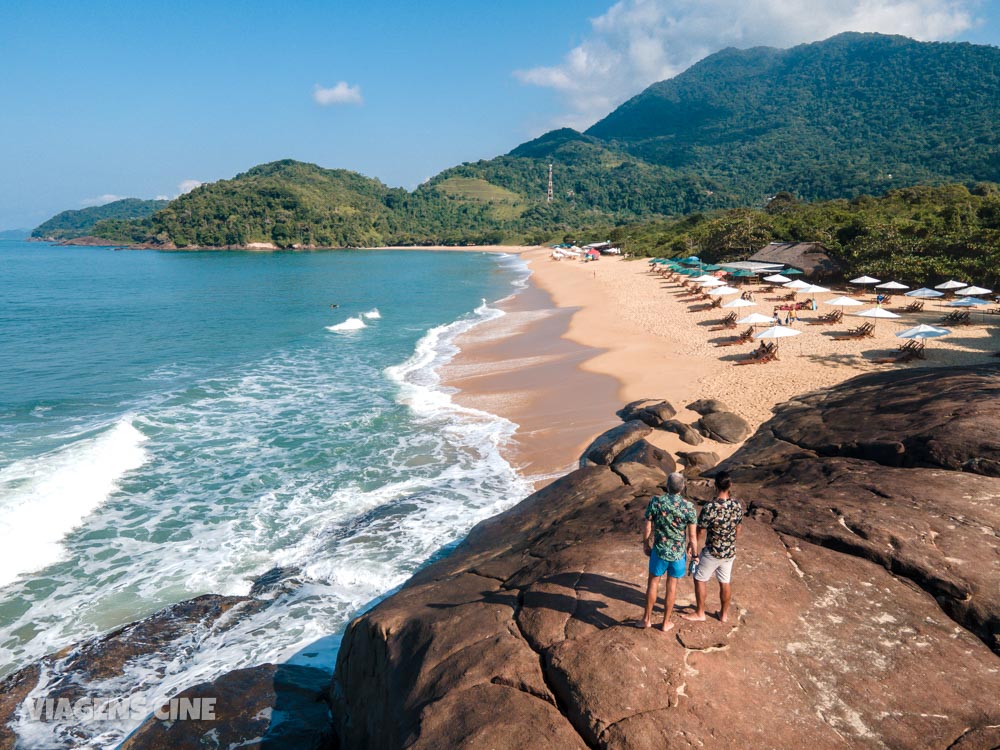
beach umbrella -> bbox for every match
[856,307,901,327]
[905,287,945,299]
[692,274,720,283]
[730,269,756,277]
[738,312,776,325]
[680,256,701,265]
[723,298,756,308]
[850,275,881,286]
[957,285,992,296]
[946,297,989,307]
[825,296,864,310]
[876,281,910,291]
[897,324,951,340]
[708,285,741,296]
[935,280,968,290]
[783,269,804,275]
[753,325,801,351]
[698,278,725,287]
[701,264,723,271]
[763,274,790,283]
[799,284,830,294]
[784,279,811,290]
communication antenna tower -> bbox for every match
[547,163,553,203]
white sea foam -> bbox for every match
[327,316,366,332]
[0,419,148,587]
[362,308,381,320]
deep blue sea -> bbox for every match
[0,241,531,747]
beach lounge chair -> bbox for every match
[735,342,778,365]
[897,301,924,313]
[807,310,843,325]
[830,322,875,340]
[710,312,738,331]
[715,327,754,347]
[873,340,925,364]
[940,311,971,325]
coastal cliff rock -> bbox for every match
[612,438,676,475]
[616,399,677,427]
[331,365,1000,748]
[696,411,751,443]
[583,421,652,465]
[676,450,720,476]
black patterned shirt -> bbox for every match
[698,497,744,559]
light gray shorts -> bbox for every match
[694,551,735,583]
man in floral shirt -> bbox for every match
[684,471,744,624]
[641,472,697,632]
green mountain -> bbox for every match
[32,198,168,240]
[0,228,30,240]
[54,32,1000,248]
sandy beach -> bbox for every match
[439,245,999,479]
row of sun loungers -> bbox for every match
[873,339,925,364]
[830,322,875,340]
[940,311,971,325]
[807,309,843,325]
[710,312,738,330]
[716,327,754,346]
[735,342,778,365]
[896,301,924,313]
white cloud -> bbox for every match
[155,194,170,201]
[515,0,978,129]
[313,81,364,106]
[80,194,125,207]
[178,179,203,195]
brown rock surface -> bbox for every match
[331,366,1000,748]
[686,398,733,416]
[660,419,704,446]
[697,411,751,443]
[617,399,677,428]
[612,438,676,474]
[676,450,721,476]
[583,421,653,465]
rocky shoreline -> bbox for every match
[2,365,999,749]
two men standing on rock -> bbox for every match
[641,472,697,632]
[641,471,744,630]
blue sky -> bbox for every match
[1,0,998,229]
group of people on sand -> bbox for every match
[640,471,743,632]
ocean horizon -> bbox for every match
[0,241,533,748]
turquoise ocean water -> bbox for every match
[0,241,532,747]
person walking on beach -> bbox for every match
[641,473,697,633]
[684,471,744,623]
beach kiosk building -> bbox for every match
[748,242,844,281]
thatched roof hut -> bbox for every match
[748,242,843,280]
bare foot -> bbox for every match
[659,621,675,633]
[718,612,729,623]
[637,620,652,629]
[682,612,706,622]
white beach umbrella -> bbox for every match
[784,279,811,290]
[799,284,830,294]
[691,274,719,282]
[825,296,863,308]
[850,275,881,285]
[947,297,989,307]
[856,307,901,326]
[723,298,756,308]
[905,287,945,299]
[876,281,909,290]
[708,285,741,296]
[763,273,791,283]
[698,277,725,287]
[956,285,992,296]
[935,279,968,290]
[896,324,951,340]
[753,325,801,350]
[738,313,776,325]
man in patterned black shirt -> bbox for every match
[683,471,744,623]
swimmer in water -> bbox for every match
[330,304,339,308]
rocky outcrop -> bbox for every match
[686,398,732,416]
[120,664,334,750]
[659,419,704,445]
[331,365,1000,748]
[582,421,652,465]
[697,411,751,443]
[616,399,677,427]
[612,438,675,474]
[676,450,721,476]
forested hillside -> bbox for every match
[31,198,168,240]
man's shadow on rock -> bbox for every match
[427,572,647,631]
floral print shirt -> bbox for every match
[645,493,697,561]
[698,497,744,559]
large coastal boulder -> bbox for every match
[331,367,1000,749]
[697,411,751,443]
[686,398,733,416]
[659,419,704,446]
[582,420,652,465]
[120,664,334,750]
[612,438,675,474]
[676,450,721,476]
[617,399,677,428]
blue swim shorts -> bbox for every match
[649,549,687,578]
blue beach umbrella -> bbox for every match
[947,297,989,307]
[905,288,945,299]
